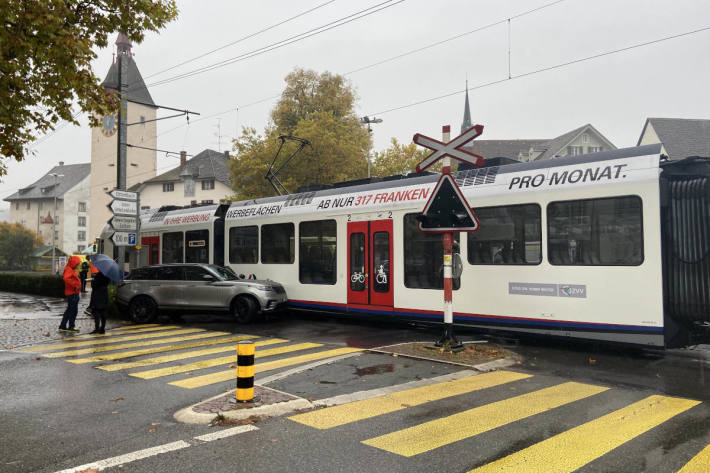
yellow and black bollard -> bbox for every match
[236,340,259,403]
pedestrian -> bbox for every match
[79,259,90,293]
[89,271,110,334]
[58,255,82,333]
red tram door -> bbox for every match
[141,236,160,265]
[347,220,393,307]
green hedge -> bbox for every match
[0,272,64,298]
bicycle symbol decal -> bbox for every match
[351,271,365,283]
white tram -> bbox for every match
[125,144,710,347]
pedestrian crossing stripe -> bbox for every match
[468,394,700,473]
[678,444,710,473]
[43,331,232,358]
[169,347,362,389]
[289,371,531,430]
[22,328,207,351]
[67,334,259,364]
[96,338,289,371]
[361,381,608,457]
[72,325,181,338]
[129,342,324,379]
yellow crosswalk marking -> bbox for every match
[169,347,361,389]
[130,342,323,379]
[362,381,608,457]
[67,334,258,364]
[22,328,205,351]
[678,444,710,473]
[45,331,231,358]
[72,325,180,338]
[290,371,531,430]
[97,338,289,371]
[469,394,700,473]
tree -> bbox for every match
[371,138,431,177]
[0,222,42,269]
[0,0,178,174]
[229,69,370,200]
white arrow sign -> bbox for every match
[109,215,138,232]
[108,189,138,201]
[108,199,137,216]
[111,232,137,247]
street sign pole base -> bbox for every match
[435,324,464,352]
[229,395,261,404]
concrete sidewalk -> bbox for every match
[0,290,124,349]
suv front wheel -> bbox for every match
[130,296,158,324]
[232,296,257,324]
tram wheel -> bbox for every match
[232,296,257,324]
[129,296,158,324]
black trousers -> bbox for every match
[93,308,106,330]
[80,275,87,292]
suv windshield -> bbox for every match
[208,265,239,281]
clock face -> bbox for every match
[101,114,117,137]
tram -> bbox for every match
[118,144,710,347]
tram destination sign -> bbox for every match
[108,199,137,216]
[108,189,138,201]
[109,215,138,232]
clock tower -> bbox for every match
[89,33,157,242]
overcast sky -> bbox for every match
[1,0,709,219]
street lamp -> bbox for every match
[49,173,63,273]
[360,116,382,178]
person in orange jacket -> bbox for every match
[59,255,82,333]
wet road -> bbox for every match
[2,310,710,472]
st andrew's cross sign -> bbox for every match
[414,124,484,172]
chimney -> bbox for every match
[180,151,187,169]
[224,151,229,159]
[58,161,64,166]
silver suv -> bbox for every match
[116,264,287,324]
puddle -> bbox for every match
[355,363,395,376]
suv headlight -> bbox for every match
[252,284,273,291]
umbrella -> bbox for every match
[88,254,123,283]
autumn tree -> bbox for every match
[0,222,42,269]
[229,69,370,200]
[371,138,431,177]
[0,0,178,174]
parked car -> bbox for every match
[116,263,287,323]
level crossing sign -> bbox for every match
[414,124,485,172]
[418,174,479,232]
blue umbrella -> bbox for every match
[89,254,123,283]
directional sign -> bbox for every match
[414,125,485,172]
[111,231,136,246]
[418,174,479,232]
[108,189,138,201]
[108,199,137,216]
[109,215,138,232]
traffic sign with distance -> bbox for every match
[109,215,138,232]
[108,189,138,201]
[108,199,137,216]
[111,232,136,247]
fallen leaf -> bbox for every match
[77,468,99,473]
[271,439,278,443]
[401,404,411,408]
[111,397,124,402]
[36,357,41,361]
[151,422,160,426]
[149,428,156,432]
[5,345,14,350]
[112,411,119,414]
[229,364,236,369]
[392,354,398,357]
[44,332,51,337]
[588,358,597,365]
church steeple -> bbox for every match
[116,33,133,58]
[461,80,472,133]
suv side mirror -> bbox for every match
[202,274,217,282]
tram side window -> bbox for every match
[403,213,460,290]
[261,223,295,264]
[547,196,643,265]
[162,232,184,264]
[299,219,337,285]
[185,229,210,263]
[229,226,258,264]
[467,204,542,265]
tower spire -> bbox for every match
[461,80,472,134]
[116,33,132,58]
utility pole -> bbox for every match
[116,44,128,272]
[50,173,63,273]
[360,116,382,178]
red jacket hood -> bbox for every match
[67,255,82,270]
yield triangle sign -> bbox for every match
[419,174,479,232]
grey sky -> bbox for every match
[1,0,709,220]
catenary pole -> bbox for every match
[116,48,128,271]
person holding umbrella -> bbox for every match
[87,254,123,334]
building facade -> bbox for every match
[638,118,710,160]
[3,163,91,254]
[89,34,157,241]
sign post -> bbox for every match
[414,124,484,350]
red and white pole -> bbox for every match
[436,125,462,349]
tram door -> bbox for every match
[141,236,160,265]
[347,220,393,307]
